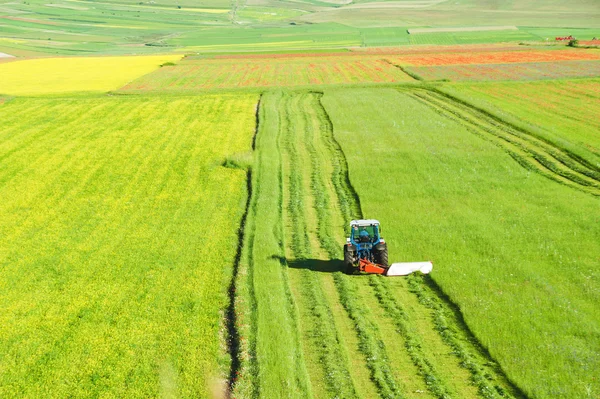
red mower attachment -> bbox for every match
[358,258,387,275]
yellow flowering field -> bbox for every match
[0,54,180,96]
[0,94,256,397]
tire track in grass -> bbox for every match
[409,88,600,196]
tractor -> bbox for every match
[343,219,433,276]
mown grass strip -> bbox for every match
[369,276,453,399]
[424,88,600,180]
[279,91,360,398]
[309,92,406,399]
[232,91,312,399]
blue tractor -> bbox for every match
[343,219,388,274]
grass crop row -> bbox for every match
[368,276,453,399]
[304,93,407,398]
[405,275,523,399]
[279,91,359,398]
[232,91,312,399]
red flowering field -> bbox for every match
[120,56,414,91]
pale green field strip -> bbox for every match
[408,26,518,34]
[0,55,181,96]
[441,79,600,169]
[322,88,599,399]
[408,88,600,196]
[0,94,257,398]
[404,60,600,82]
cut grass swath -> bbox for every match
[408,88,600,196]
[280,92,359,399]
[231,91,312,399]
[441,79,600,169]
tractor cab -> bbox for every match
[348,219,383,253]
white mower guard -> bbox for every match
[386,261,433,276]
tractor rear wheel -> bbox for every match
[344,247,355,274]
[375,246,389,267]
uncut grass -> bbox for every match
[322,88,600,399]
[0,94,256,397]
[441,79,600,169]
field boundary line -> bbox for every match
[381,59,425,81]
[225,94,262,396]
[408,88,600,196]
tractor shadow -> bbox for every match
[286,258,345,273]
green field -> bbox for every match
[322,87,599,398]
[1,0,600,398]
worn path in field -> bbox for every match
[230,90,524,398]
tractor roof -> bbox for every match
[350,219,380,227]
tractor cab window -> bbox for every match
[353,225,377,243]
